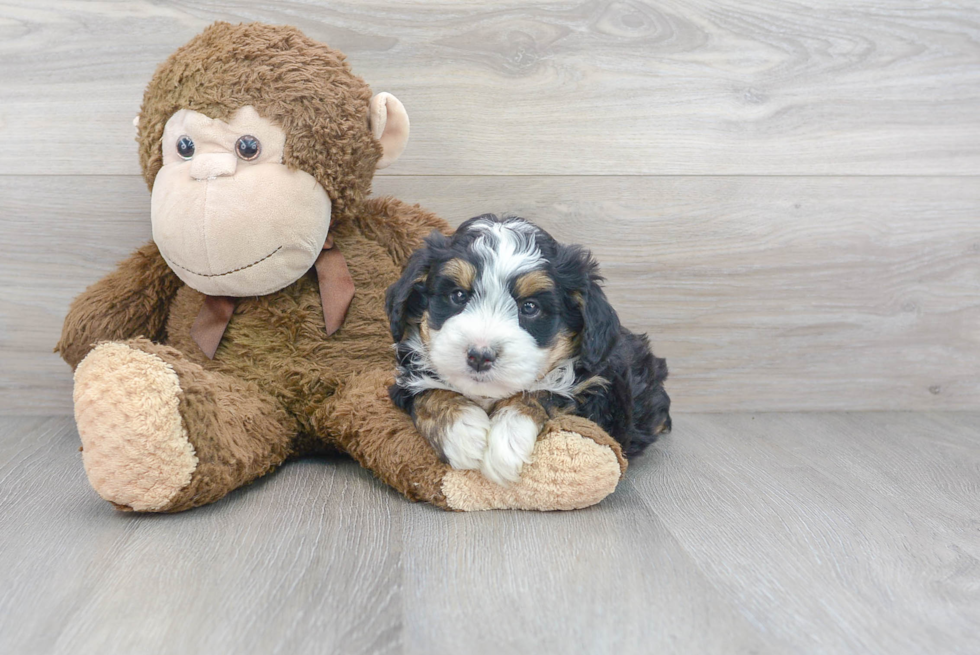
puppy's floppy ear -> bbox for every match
[556,244,621,369]
[385,230,447,341]
[579,281,620,369]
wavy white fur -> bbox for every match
[441,405,492,472]
[481,405,539,485]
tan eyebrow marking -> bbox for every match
[442,258,477,290]
[513,270,554,298]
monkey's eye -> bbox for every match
[520,300,541,317]
[176,135,195,159]
[235,135,261,161]
[450,289,469,305]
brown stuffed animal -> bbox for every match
[56,22,625,513]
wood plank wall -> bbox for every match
[1,1,978,414]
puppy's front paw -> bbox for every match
[441,405,492,471]
[481,406,541,486]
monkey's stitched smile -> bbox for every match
[167,245,283,278]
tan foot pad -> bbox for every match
[73,342,198,511]
[441,430,622,511]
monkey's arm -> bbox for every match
[356,196,453,268]
[56,241,183,369]
[317,370,626,511]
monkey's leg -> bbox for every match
[72,338,297,513]
[318,370,627,511]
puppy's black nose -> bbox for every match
[466,347,497,373]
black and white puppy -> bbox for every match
[385,214,671,485]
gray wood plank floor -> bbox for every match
[2,413,977,655]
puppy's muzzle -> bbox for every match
[466,346,497,373]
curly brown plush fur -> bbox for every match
[60,201,453,511]
[137,22,380,225]
[57,22,626,513]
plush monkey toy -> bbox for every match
[56,22,626,513]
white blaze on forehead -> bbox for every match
[469,218,543,291]
[421,218,550,400]
[397,218,583,402]
[464,219,542,350]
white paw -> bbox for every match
[481,406,541,486]
[441,405,492,471]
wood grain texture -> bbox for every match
[3,174,977,414]
[1,413,978,654]
[628,413,980,655]
[401,489,775,655]
[0,0,978,176]
[0,417,403,655]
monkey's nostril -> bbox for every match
[466,347,497,373]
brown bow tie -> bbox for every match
[189,236,355,359]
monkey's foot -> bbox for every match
[73,342,198,511]
[440,415,626,511]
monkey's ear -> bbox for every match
[370,92,410,170]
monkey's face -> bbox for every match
[151,106,331,297]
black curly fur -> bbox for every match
[564,328,672,457]
[386,214,671,458]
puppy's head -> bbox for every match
[386,215,619,400]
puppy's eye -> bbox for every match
[176,135,195,159]
[235,135,261,161]
[520,300,541,317]
[450,289,469,305]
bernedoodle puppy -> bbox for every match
[385,214,671,485]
